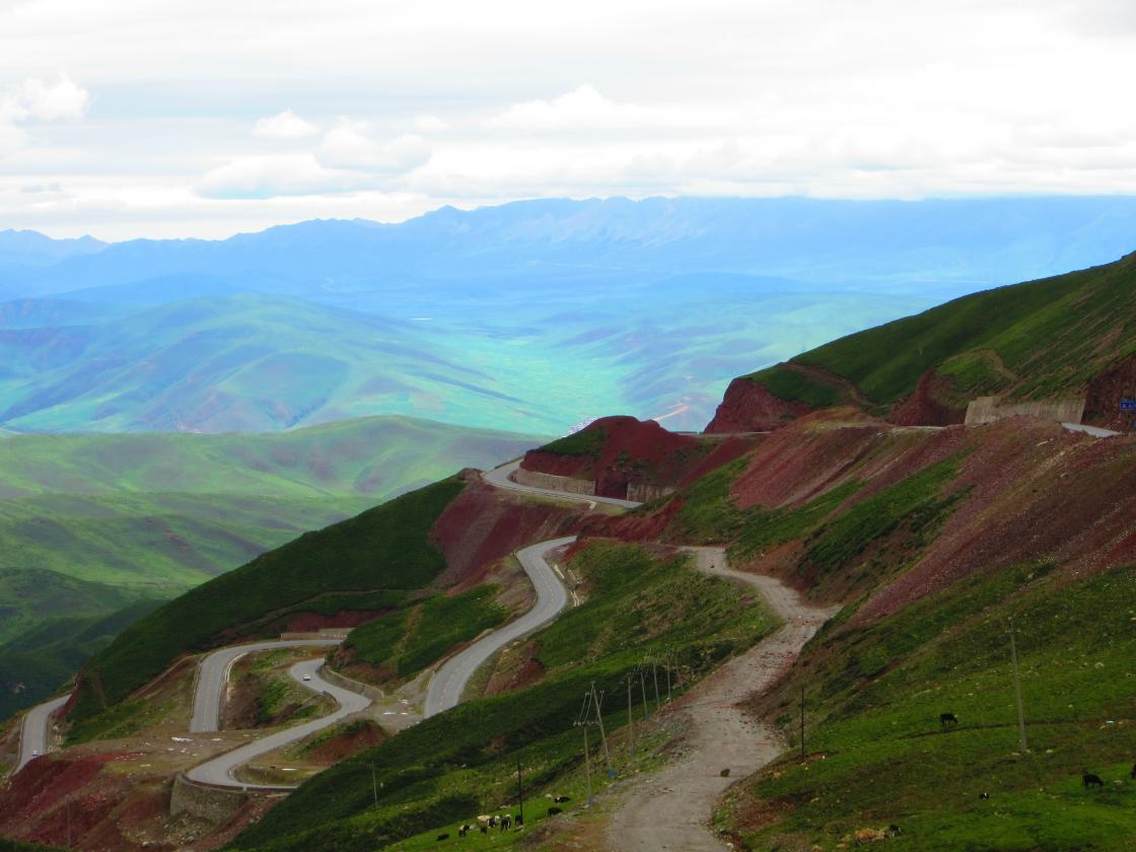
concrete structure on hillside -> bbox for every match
[965,396,1086,427]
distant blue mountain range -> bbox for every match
[1,196,1134,434]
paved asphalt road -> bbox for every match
[15,695,68,772]
[483,460,642,509]
[423,536,577,717]
[189,639,343,733]
[186,657,371,789]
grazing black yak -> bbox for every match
[548,806,563,817]
[1083,772,1105,788]
[939,712,959,727]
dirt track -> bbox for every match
[607,547,837,851]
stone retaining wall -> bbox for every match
[965,396,1086,426]
[318,664,386,701]
[278,629,352,640]
[627,483,675,503]
[170,773,252,823]
[512,467,596,495]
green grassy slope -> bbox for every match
[70,477,465,735]
[722,561,1136,851]
[231,541,778,851]
[343,585,508,682]
[0,568,145,645]
[0,416,542,723]
[745,251,1136,410]
[0,597,163,722]
[0,415,544,592]
[0,416,543,501]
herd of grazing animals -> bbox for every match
[429,717,1131,845]
[438,796,573,841]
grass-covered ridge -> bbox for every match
[231,541,779,850]
[69,477,466,731]
[342,585,508,681]
[535,426,607,458]
[722,561,1136,850]
[745,251,1136,410]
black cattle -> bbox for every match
[436,834,450,841]
[939,713,959,727]
[499,815,512,831]
[553,795,571,803]
[515,814,524,826]
[487,816,497,828]
[458,823,473,837]
[548,806,563,817]
[979,792,990,800]
[887,825,902,837]
[1083,772,1105,788]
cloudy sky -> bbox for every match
[1,0,1134,239]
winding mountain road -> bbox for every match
[424,536,576,717]
[15,695,68,772]
[189,638,344,734]
[186,657,371,789]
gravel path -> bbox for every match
[607,546,837,852]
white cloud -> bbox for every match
[3,1,1136,237]
[253,109,319,139]
[485,85,692,133]
[412,114,449,133]
[195,154,372,199]
[1,73,89,123]
[317,121,431,174]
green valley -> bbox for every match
[0,416,543,722]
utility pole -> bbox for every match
[583,723,593,804]
[590,683,612,774]
[516,756,524,825]
[665,650,672,702]
[652,660,661,712]
[627,673,635,757]
[371,763,379,807]
[799,687,806,761]
[576,691,595,805]
[639,667,650,721]
[1009,618,1029,753]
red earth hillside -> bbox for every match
[704,376,813,433]
[520,415,715,499]
[586,409,1136,622]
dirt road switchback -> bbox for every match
[608,546,837,852]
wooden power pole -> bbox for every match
[1008,618,1029,753]
[799,687,806,761]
